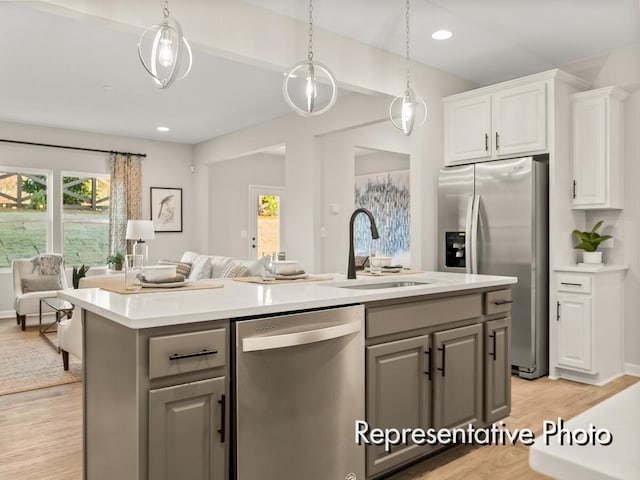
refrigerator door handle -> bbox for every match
[464,195,474,274]
[470,194,481,274]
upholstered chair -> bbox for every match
[12,255,69,331]
[57,309,82,370]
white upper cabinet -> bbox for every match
[444,79,547,165]
[571,86,628,209]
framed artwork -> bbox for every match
[150,187,183,232]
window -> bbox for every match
[0,169,50,268]
[62,173,110,267]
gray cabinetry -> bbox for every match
[366,335,432,477]
[83,313,229,480]
[149,377,226,480]
[432,324,483,430]
[484,317,511,423]
[365,289,512,479]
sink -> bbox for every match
[338,280,431,290]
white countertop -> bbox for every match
[58,271,516,329]
[529,381,640,480]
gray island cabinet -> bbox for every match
[60,271,515,480]
[364,288,512,478]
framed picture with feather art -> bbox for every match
[150,187,183,232]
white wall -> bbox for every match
[354,151,410,176]
[0,121,195,317]
[208,153,285,259]
[563,44,640,372]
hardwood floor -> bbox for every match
[0,375,637,480]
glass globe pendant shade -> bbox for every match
[389,86,427,136]
[138,15,192,89]
[283,60,337,117]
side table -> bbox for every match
[39,297,74,352]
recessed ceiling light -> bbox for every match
[432,30,453,40]
[102,84,114,91]
[156,126,170,132]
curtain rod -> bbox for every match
[0,139,147,158]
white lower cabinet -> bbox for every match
[552,266,627,385]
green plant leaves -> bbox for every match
[572,222,612,252]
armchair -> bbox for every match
[12,255,69,331]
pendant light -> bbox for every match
[389,0,427,135]
[138,0,193,89]
[283,0,337,116]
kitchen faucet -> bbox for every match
[348,208,380,279]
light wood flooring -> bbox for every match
[0,375,638,480]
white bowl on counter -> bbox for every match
[271,260,299,275]
[143,265,177,281]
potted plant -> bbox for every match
[572,220,612,264]
[72,264,89,289]
[106,252,124,271]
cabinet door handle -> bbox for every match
[495,132,500,150]
[560,282,582,287]
[492,300,513,306]
[424,348,431,380]
[488,333,497,361]
[168,348,218,361]
[572,180,577,199]
[556,301,560,321]
[437,345,446,377]
[485,133,489,152]
[217,394,226,443]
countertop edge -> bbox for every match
[58,273,516,329]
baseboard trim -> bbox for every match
[624,363,640,377]
[0,310,15,320]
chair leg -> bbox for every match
[19,314,26,331]
[16,313,20,325]
[62,350,69,371]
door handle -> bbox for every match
[424,348,431,380]
[242,320,361,352]
[493,300,513,306]
[169,348,218,361]
[485,133,489,152]
[495,132,500,150]
[470,195,481,274]
[560,282,582,287]
[464,195,474,274]
[217,394,226,443]
[437,345,446,377]
[488,333,497,361]
[572,180,577,199]
[557,301,560,321]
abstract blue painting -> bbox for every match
[354,170,410,265]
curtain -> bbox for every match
[109,153,142,256]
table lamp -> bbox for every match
[125,220,155,265]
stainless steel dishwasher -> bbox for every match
[234,304,365,480]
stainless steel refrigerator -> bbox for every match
[438,156,548,379]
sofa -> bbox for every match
[173,251,268,280]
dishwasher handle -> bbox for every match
[242,319,361,352]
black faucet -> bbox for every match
[348,208,380,279]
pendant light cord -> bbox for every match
[162,0,170,19]
[308,0,314,61]
[405,0,411,89]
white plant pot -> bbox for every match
[582,251,603,264]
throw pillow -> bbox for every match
[158,259,192,277]
[21,275,63,293]
[31,254,64,275]
[220,262,249,278]
[187,255,212,280]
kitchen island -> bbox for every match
[59,271,516,480]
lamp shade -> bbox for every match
[126,220,156,241]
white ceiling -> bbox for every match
[1,1,639,145]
